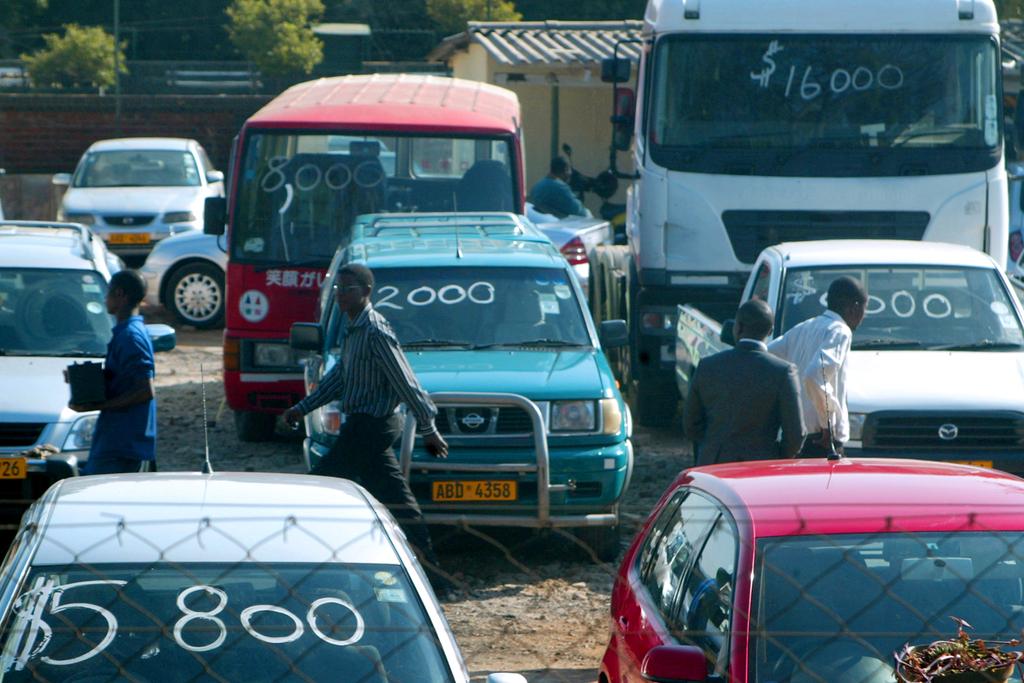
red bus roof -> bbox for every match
[245,74,521,136]
[677,458,1024,537]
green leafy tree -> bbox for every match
[426,0,521,36]
[997,0,1024,18]
[21,24,126,89]
[516,0,643,20]
[226,0,324,76]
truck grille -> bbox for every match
[435,407,535,436]
[103,215,155,226]
[0,423,45,448]
[863,412,1024,450]
[722,210,929,264]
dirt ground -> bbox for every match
[150,312,691,683]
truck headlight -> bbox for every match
[848,413,867,441]
[600,398,623,435]
[63,414,98,451]
[163,211,197,223]
[551,400,596,432]
[253,342,303,368]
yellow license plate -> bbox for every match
[0,457,27,480]
[432,480,517,502]
[107,233,150,245]
[952,460,993,468]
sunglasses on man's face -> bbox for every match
[333,284,364,294]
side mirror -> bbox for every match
[486,675,527,683]
[641,644,708,683]
[601,56,631,84]
[52,173,71,186]
[600,319,629,349]
[719,319,736,347]
[290,322,323,351]
[612,88,636,152]
[206,170,225,184]
[145,323,177,353]
[204,196,226,236]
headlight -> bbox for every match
[253,342,304,368]
[65,213,95,225]
[551,400,596,432]
[315,402,342,436]
[848,413,867,441]
[600,398,623,435]
[163,211,197,223]
[63,414,98,451]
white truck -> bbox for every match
[675,239,1024,472]
[590,0,1009,425]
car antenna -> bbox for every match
[820,350,841,461]
[200,362,214,474]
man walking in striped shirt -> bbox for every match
[284,263,452,591]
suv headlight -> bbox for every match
[163,211,197,223]
[65,212,95,225]
[315,402,343,436]
[63,414,98,451]
[848,413,867,441]
[551,400,596,432]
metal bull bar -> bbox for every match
[398,392,618,529]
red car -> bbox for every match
[600,459,1024,683]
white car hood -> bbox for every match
[63,186,203,214]
[0,357,88,422]
[847,350,1024,412]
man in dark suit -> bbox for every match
[683,299,803,465]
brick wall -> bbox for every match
[0,94,272,174]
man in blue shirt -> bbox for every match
[69,270,157,474]
[528,156,588,218]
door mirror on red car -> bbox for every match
[641,644,708,682]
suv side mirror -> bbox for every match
[204,196,226,235]
[206,170,225,184]
[641,644,708,682]
[290,322,323,351]
[145,323,177,353]
[600,319,629,348]
[601,56,631,83]
[612,88,636,152]
[719,319,736,346]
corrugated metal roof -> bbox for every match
[1004,20,1024,62]
[429,21,643,67]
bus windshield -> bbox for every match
[649,35,1001,177]
[232,132,516,265]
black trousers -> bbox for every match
[311,413,437,565]
[800,432,844,458]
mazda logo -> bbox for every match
[938,423,959,441]
[461,413,486,429]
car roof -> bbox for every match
[680,458,1024,537]
[346,212,565,270]
[768,240,997,269]
[87,137,195,152]
[0,222,100,270]
[29,473,403,566]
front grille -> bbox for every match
[496,408,533,434]
[722,210,930,264]
[103,215,155,226]
[435,407,535,436]
[0,423,45,448]
[863,412,1024,450]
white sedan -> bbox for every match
[0,472,525,682]
[140,229,226,328]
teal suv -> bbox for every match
[291,213,633,560]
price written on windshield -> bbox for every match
[750,40,904,101]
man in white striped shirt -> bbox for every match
[768,276,868,457]
[284,263,452,590]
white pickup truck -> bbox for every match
[675,239,1024,472]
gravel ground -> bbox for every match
[150,311,691,682]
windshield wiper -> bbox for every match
[851,338,926,350]
[929,341,1024,352]
[476,339,584,349]
[403,339,472,348]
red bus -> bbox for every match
[204,74,525,440]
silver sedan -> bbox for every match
[139,229,226,328]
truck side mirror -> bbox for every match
[290,322,323,351]
[600,319,629,348]
[601,57,631,84]
[719,319,736,346]
[204,196,226,236]
[612,88,636,152]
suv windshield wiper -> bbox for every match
[929,341,1024,352]
[851,338,926,350]
[475,339,585,349]
[403,339,472,348]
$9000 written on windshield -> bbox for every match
[0,564,454,682]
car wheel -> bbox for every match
[234,410,276,442]
[166,261,224,329]
[575,525,621,563]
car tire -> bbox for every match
[165,261,224,329]
[234,410,276,442]
[575,525,621,563]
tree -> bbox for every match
[996,0,1024,18]
[20,24,126,89]
[426,0,521,37]
[226,0,324,76]
[515,0,644,20]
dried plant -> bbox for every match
[895,617,1022,682]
